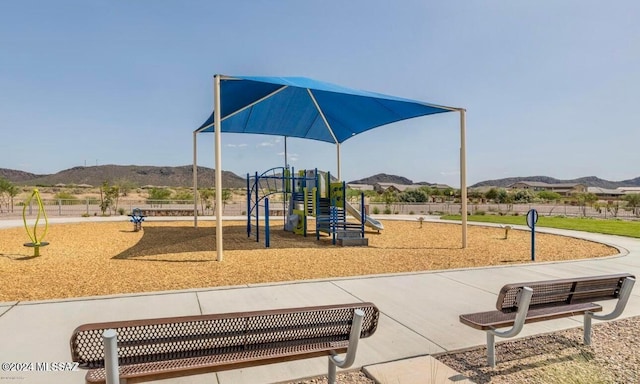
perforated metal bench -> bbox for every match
[459,273,635,367]
[70,302,379,384]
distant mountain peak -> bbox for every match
[470,175,640,189]
[0,165,246,188]
[348,173,414,185]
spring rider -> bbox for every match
[22,188,49,257]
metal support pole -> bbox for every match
[459,109,467,248]
[584,314,593,346]
[265,198,270,248]
[246,174,251,238]
[103,329,119,384]
[336,143,341,181]
[328,309,364,384]
[255,171,259,243]
[193,130,198,228]
[486,332,496,368]
[214,74,223,261]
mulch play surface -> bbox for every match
[0,220,617,302]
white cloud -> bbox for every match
[226,143,248,148]
[440,171,460,176]
[277,152,298,157]
[257,142,274,147]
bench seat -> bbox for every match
[71,302,379,384]
[85,341,351,383]
[460,302,603,330]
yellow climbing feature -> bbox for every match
[22,188,50,257]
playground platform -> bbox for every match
[0,217,639,383]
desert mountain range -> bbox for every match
[1,165,639,190]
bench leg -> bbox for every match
[328,359,337,384]
[487,332,496,368]
[328,309,364,384]
[584,314,593,346]
[583,277,635,346]
[485,287,533,368]
[103,329,121,384]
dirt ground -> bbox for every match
[0,220,617,302]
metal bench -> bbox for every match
[140,208,196,217]
[70,302,379,384]
[459,273,635,367]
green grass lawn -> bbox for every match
[440,214,640,238]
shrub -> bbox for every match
[383,208,391,214]
[54,192,77,200]
[372,207,380,214]
[117,208,125,215]
[476,210,486,215]
[409,211,414,215]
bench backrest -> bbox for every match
[496,273,634,312]
[70,302,379,369]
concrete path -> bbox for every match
[0,217,638,383]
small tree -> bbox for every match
[198,188,215,214]
[381,189,398,214]
[574,192,598,217]
[147,188,172,206]
[0,177,19,213]
[623,193,640,217]
[218,188,233,213]
[345,188,363,203]
[172,189,194,203]
[513,189,534,203]
[485,188,499,202]
[99,181,120,215]
[467,190,484,202]
[399,189,428,203]
[607,200,620,218]
[116,179,137,197]
[537,190,562,215]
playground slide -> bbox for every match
[345,202,384,231]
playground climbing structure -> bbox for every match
[247,168,377,247]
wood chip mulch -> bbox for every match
[0,220,617,302]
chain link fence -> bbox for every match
[0,199,246,218]
[1,199,638,221]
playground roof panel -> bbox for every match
[197,76,456,144]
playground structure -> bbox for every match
[22,188,49,257]
[247,168,383,247]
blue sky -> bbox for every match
[1,1,639,187]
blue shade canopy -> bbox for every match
[197,76,456,144]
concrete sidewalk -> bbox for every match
[1,218,639,383]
